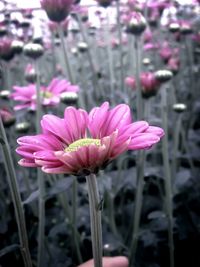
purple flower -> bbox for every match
[16,102,164,175]
[11,78,79,111]
[41,0,74,23]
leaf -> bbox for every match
[46,177,73,199]
[23,190,39,205]
[174,169,191,191]
[148,210,166,220]
[0,244,20,257]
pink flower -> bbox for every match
[40,0,74,23]
[125,76,136,90]
[159,42,173,62]
[0,37,14,61]
[11,78,79,111]
[16,102,164,175]
[140,72,160,98]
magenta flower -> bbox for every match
[16,102,164,175]
[11,78,79,111]
[125,76,136,90]
[159,42,173,62]
[0,37,14,61]
[140,72,160,98]
[41,0,74,23]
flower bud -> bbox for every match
[126,12,146,35]
[15,122,30,133]
[0,90,10,99]
[173,103,187,113]
[154,69,173,83]
[77,42,88,53]
[0,26,7,37]
[0,38,14,61]
[11,40,24,54]
[25,64,37,83]
[142,57,151,65]
[0,109,15,127]
[96,0,113,8]
[60,92,78,104]
[140,72,160,98]
[41,0,74,23]
[23,43,44,59]
[124,76,136,90]
[180,21,193,35]
[71,47,78,55]
[20,19,31,28]
[169,22,180,33]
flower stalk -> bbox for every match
[34,58,46,267]
[0,116,32,267]
[105,10,115,104]
[129,150,145,266]
[161,84,174,267]
[58,25,75,84]
[116,0,124,93]
[86,173,103,267]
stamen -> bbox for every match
[65,138,101,152]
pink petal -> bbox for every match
[145,126,165,138]
[100,104,132,136]
[128,133,161,150]
[89,102,109,138]
[64,107,88,141]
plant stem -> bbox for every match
[161,84,174,267]
[172,113,182,181]
[34,59,46,267]
[34,59,42,133]
[116,0,124,92]
[134,36,143,120]
[129,150,145,266]
[129,35,145,266]
[58,25,75,84]
[72,179,82,264]
[86,173,102,267]
[105,10,115,104]
[0,116,32,267]
[37,169,45,267]
[76,14,102,97]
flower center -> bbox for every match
[41,91,53,99]
[65,138,101,152]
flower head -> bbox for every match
[16,102,164,175]
[140,72,160,98]
[11,78,79,111]
[0,38,14,61]
[41,0,74,23]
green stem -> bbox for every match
[76,14,102,97]
[0,116,32,267]
[134,36,143,120]
[161,85,174,267]
[105,10,115,104]
[37,169,45,267]
[116,0,124,92]
[72,179,82,264]
[58,25,75,84]
[34,60,42,133]
[107,192,120,239]
[49,175,82,263]
[34,59,46,267]
[129,150,145,266]
[171,114,182,181]
[86,174,102,267]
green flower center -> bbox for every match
[41,91,53,99]
[65,138,101,152]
